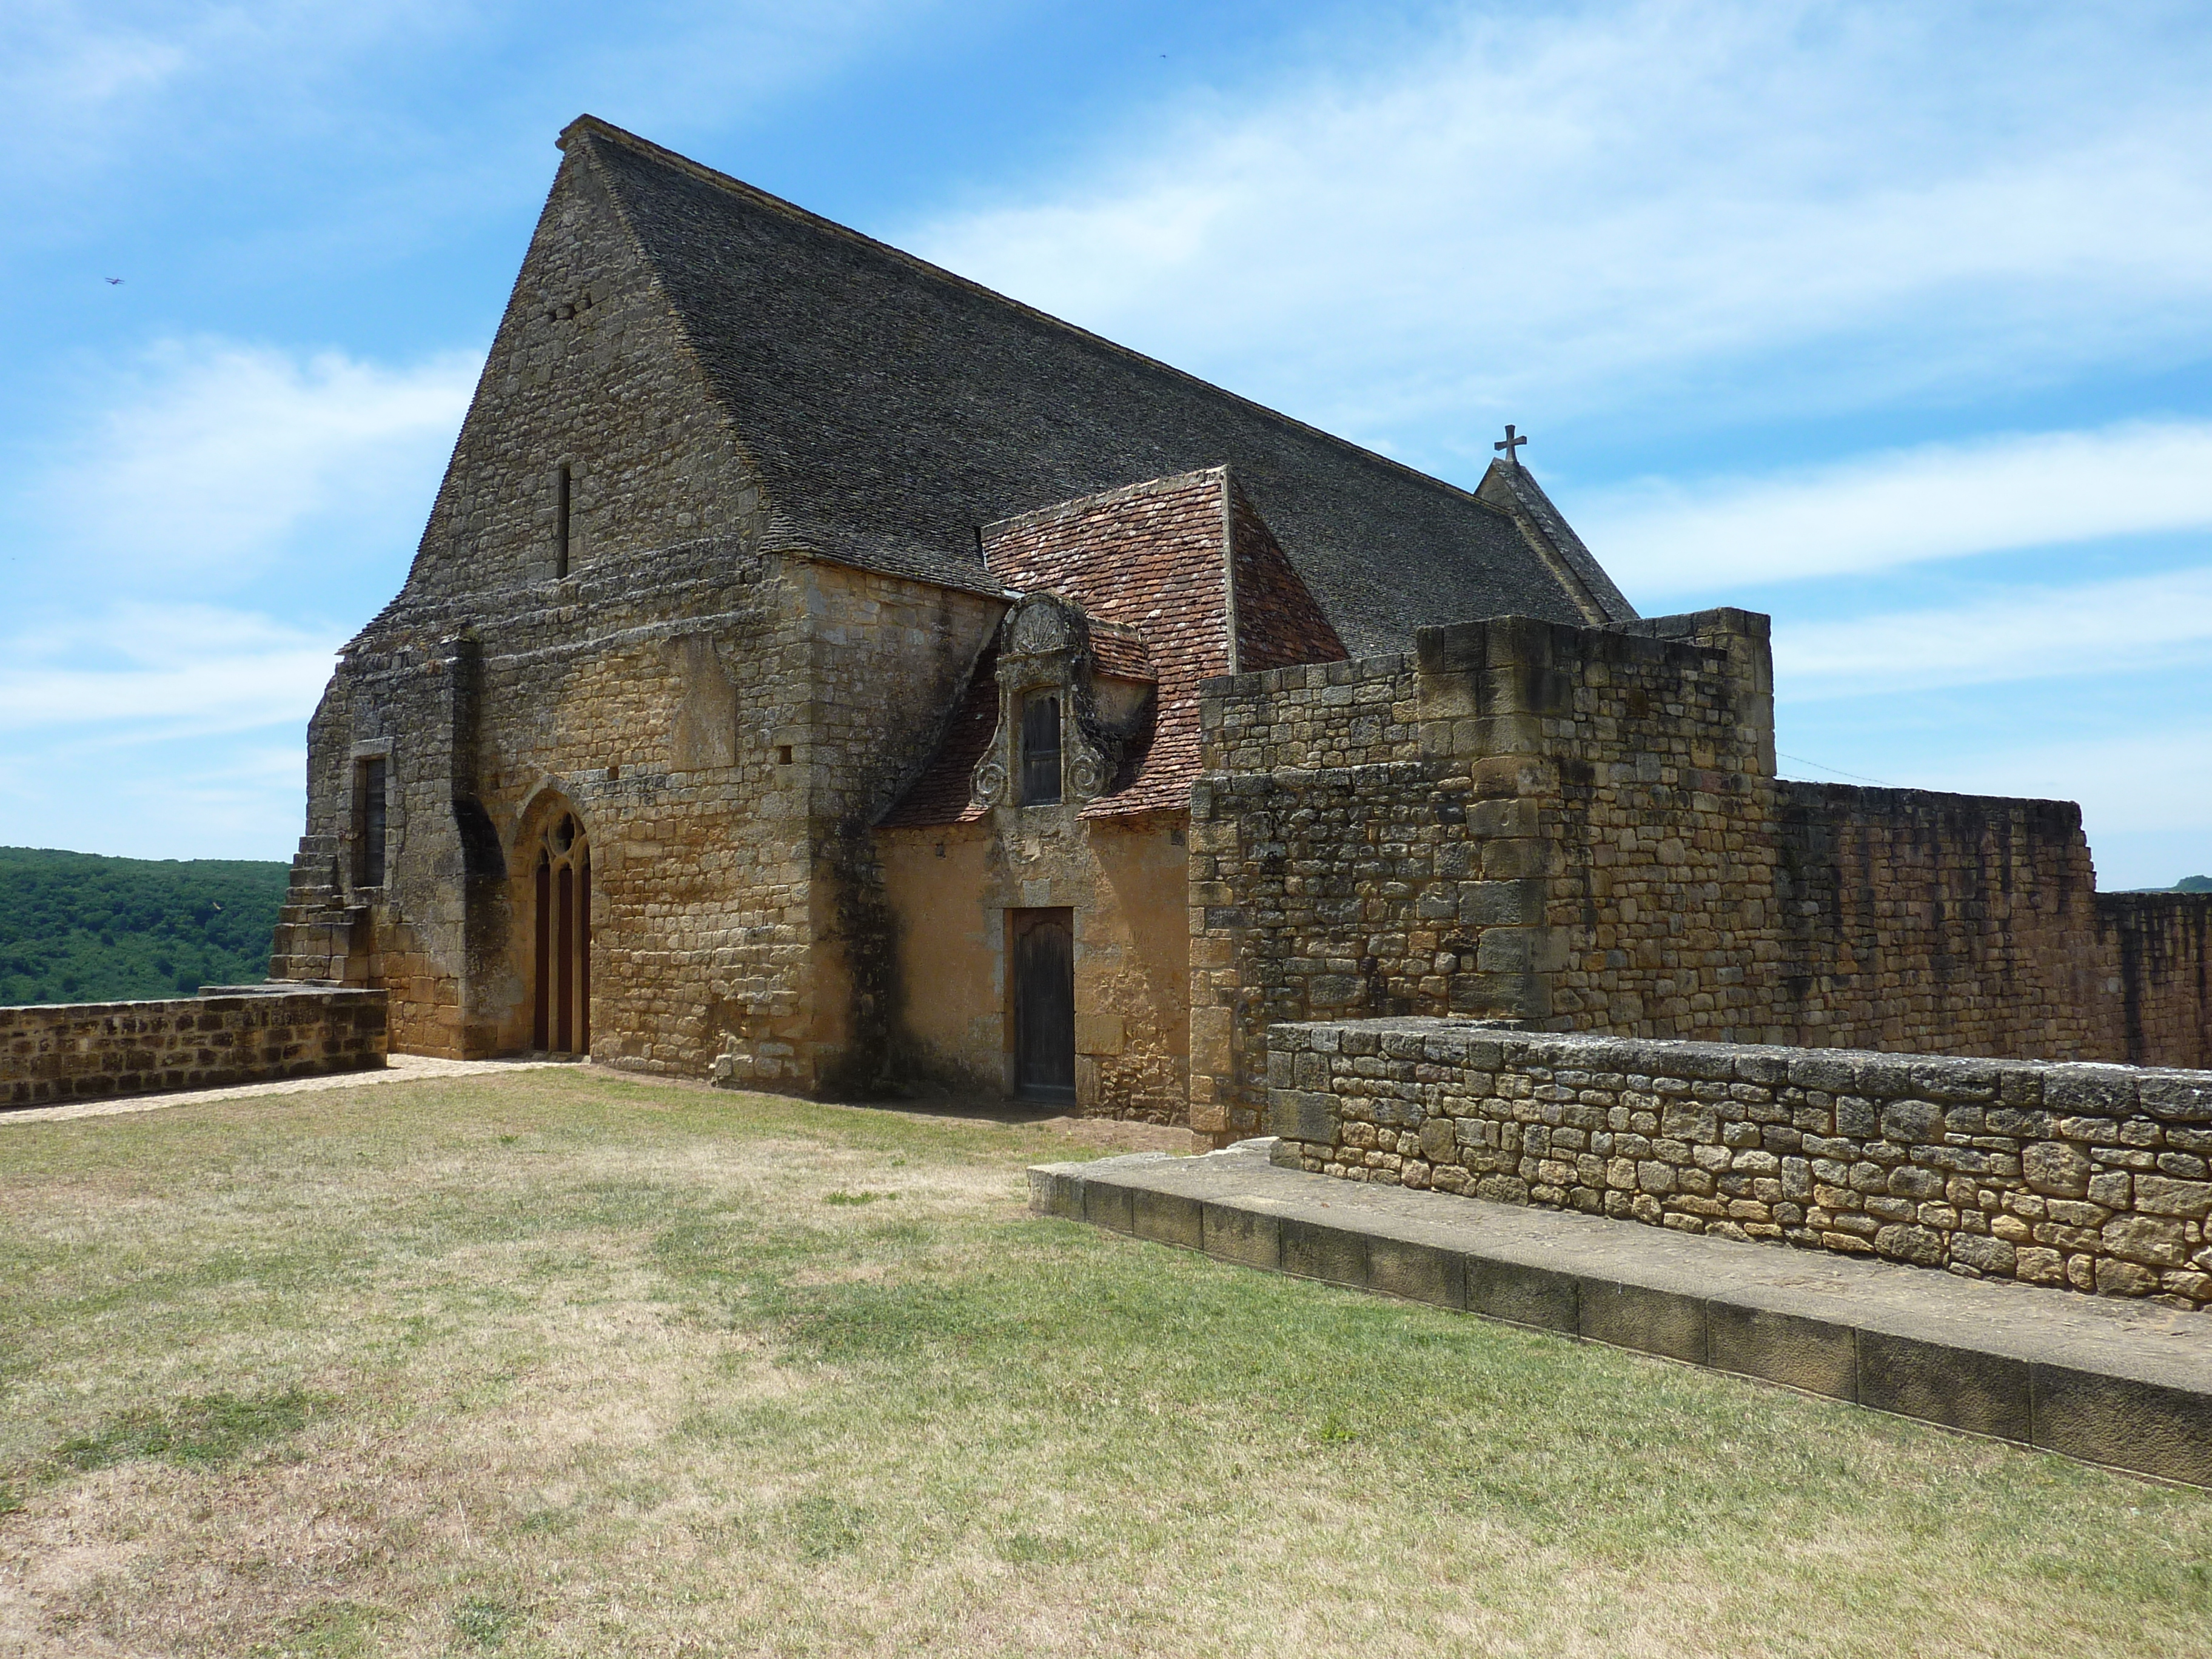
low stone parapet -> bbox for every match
[1,988,387,1110]
[1267,1018,2212,1310]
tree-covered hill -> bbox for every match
[0,847,290,1007]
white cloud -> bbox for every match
[1586,421,2212,595]
[1909,726,2212,839]
[0,604,340,739]
[0,2,189,135]
[910,1,2212,440]
[24,338,478,594]
[1772,564,2212,698]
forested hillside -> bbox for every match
[0,847,289,1006]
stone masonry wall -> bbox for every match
[2098,894,2212,1071]
[1187,652,1420,1138]
[1192,607,2209,1138]
[2,990,386,1109]
[279,541,1000,1090]
[1268,1017,2212,1310]
[1190,611,1783,1137]
[1776,783,2108,1056]
[402,134,768,602]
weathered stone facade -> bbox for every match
[269,118,1611,1108]
[261,113,2204,1145]
[2,990,386,1108]
[1267,1018,2212,1310]
[1192,609,2212,1136]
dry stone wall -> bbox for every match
[3,990,386,1109]
[1268,1017,2212,1310]
[1193,606,2212,1137]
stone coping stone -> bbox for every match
[1029,1139,2212,1489]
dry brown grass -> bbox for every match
[1,1068,2207,1658]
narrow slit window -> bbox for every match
[1020,692,1062,805]
[555,463,572,578]
[354,757,387,888]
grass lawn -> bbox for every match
[2,1069,2208,1658]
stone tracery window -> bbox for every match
[532,811,591,1054]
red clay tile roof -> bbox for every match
[1087,623,1156,682]
[881,468,1346,826]
[1233,487,1349,674]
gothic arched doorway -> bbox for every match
[532,808,591,1055]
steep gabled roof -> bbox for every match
[882,468,1347,826]
[561,116,1637,656]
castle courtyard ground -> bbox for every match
[2,1071,2208,1657]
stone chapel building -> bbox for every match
[272,115,2209,1136]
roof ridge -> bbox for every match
[1475,459,1638,623]
[556,115,1530,525]
[981,465,1227,544]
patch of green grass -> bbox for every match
[786,1495,867,1561]
[819,1188,897,1205]
[255,1600,390,1658]
[2,1067,2208,1659]
[449,1598,518,1648]
[997,1530,1081,1565]
[52,1387,320,1473]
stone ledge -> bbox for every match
[1028,1141,2212,1489]
[1,988,388,1110]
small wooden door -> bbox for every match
[1012,908,1075,1100]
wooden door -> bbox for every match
[1013,908,1075,1099]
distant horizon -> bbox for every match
[2,4,2208,885]
[12,843,2207,895]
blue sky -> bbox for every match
[3,0,2208,886]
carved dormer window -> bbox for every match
[1020,692,1062,804]
[973,594,1122,811]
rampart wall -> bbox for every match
[2097,895,2212,1071]
[1773,783,2110,1056]
[1267,1019,2212,1309]
[1,989,387,1110]
[1191,608,2212,1137]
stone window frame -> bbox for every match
[1019,689,1064,806]
[974,594,1118,810]
[553,458,575,579]
[343,739,395,896]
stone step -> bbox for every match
[1030,1139,2212,1489]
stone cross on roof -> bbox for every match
[1495,424,1528,469]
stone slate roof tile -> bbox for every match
[1476,461,1638,625]
[563,115,1637,657]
